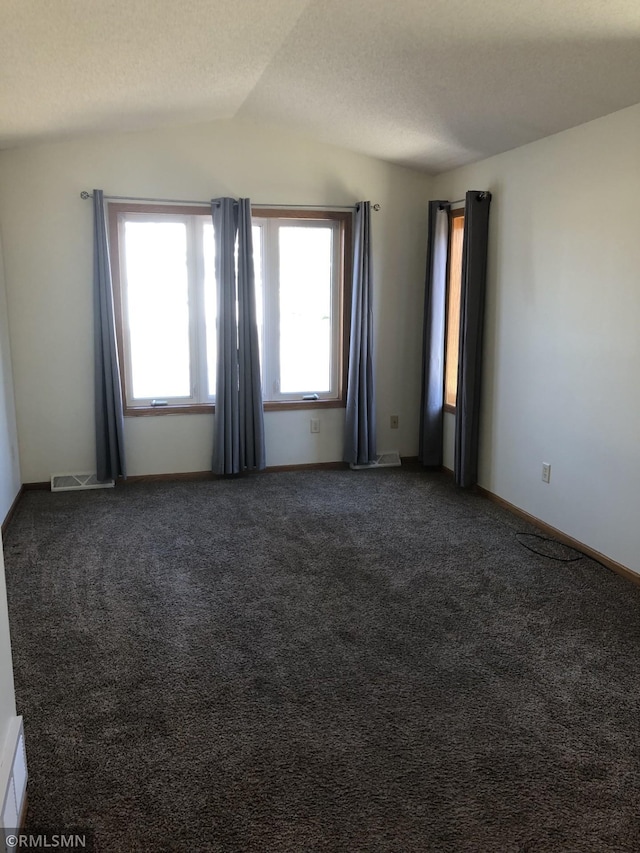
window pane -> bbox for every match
[203,222,216,397]
[445,213,464,408]
[124,221,191,399]
[252,224,264,371]
[279,226,332,393]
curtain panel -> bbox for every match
[454,191,492,487]
[212,197,265,475]
[93,189,126,482]
[419,201,450,467]
[344,201,376,466]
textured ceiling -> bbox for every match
[2,0,640,172]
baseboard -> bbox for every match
[474,484,639,587]
[1,487,24,537]
[120,461,350,483]
[26,458,417,491]
[24,459,411,490]
[121,471,215,484]
[263,461,349,474]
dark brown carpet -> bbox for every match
[3,468,640,852]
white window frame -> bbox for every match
[254,215,342,404]
[110,203,215,412]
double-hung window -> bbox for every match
[253,210,348,406]
[108,204,352,415]
[109,205,216,411]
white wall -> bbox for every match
[435,103,640,575]
[0,118,432,481]
[0,230,20,787]
[0,234,20,752]
[0,232,21,520]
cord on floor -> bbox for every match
[516,532,584,563]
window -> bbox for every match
[108,204,352,415]
[444,207,464,411]
[252,210,350,406]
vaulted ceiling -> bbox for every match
[2,0,640,173]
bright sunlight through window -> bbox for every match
[278,226,332,394]
[124,220,192,400]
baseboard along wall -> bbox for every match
[1,488,24,538]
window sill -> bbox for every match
[263,398,345,412]
[444,403,457,415]
[124,404,214,417]
[124,398,346,417]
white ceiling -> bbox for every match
[2,0,640,173]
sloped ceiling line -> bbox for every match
[2,0,640,173]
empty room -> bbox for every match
[0,1,639,850]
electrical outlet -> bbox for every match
[310,418,320,434]
[542,462,551,483]
[390,415,399,429]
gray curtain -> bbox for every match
[93,189,126,482]
[419,201,450,466]
[344,201,376,465]
[454,191,492,488]
[212,197,265,475]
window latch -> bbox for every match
[151,400,168,407]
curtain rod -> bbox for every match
[79,191,381,211]
[440,192,490,209]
